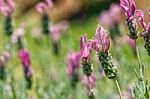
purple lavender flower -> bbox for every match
[93,25,110,53]
[136,9,150,56]
[80,34,93,59]
[50,20,69,41]
[35,0,53,14]
[66,50,80,87]
[18,49,30,66]
[120,0,135,20]
[11,26,25,44]
[120,0,138,39]
[18,48,33,89]
[94,25,117,79]
[0,50,11,79]
[0,0,15,16]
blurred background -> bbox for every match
[0,0,150,99]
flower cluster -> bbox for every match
[18,48,33,89]
[66,50,80,87]
[120,0,138,39]
[80,25,118,79]
[120,0,150,56]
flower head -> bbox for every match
[120,0,136,20]
[80,34,93,59]
[0,0,15,16]
[35,0,53,14]
[18,49,30,66]
[136,10,147,31]
[94,25,110,52]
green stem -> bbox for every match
[135,40,143,79]
[115,78,123,99]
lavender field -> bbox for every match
[0,0,150,99]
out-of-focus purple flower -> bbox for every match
[0,50,11,66]
[126,36,136,49]
[136,10,150,35]
[99,4,121,28]
[136,9,150,56]
[93,25,110,52]
[136,10,147,31]
[80,34,93,59]
[81,73,96,89]
[0,0,15,16]
[18,49,30,66]
[66,50,80,79]
[120,0,136,20]
[11,27,25,44]
[50,20,69,41]
[35,0,53,14]
[31,28,42,39]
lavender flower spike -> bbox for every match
[136,9,150,56]
[18,48,33,89]
[66,50,80,87]
[94,25,117,79]
[80,34,93,76]
[120,0,138,39]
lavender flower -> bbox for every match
[18,48,33,89]
[11,26,25,49]
[50,21,69,54]
[80,34,93,76]
[66,50,80,87]
[136,10,150,56]
[0,50,11,79]
[120,0,138,39]
[50,20,69,41]
[93,25,110,53]
[35,0,53,34]
[94,25,117,79]
[0,0,15,36]
[35,0,53,14]
[0,0,15,16]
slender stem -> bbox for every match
[115,78,123,99]
[135,40,143,79]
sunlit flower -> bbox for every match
[120,0,136,20]
[94,25,110,52]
